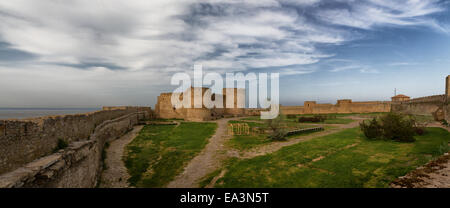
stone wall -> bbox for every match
[446,76,450,122]
[0,107,152,175]
[391,95,445,119]
[280,100,391,115]
[155,87,246,121]
[0,110,149,188]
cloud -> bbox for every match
[0,0,447,106]
[316,0,446,31]
[388,62,419,66]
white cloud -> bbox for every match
[316,0,445,31]
[0,0,446,107]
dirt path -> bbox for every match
[99,125,143,188]
[233,119,362,159]
[166,118,235,188]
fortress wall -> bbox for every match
[281,101,390,115]
[0,107,151,175]
[445,104,450,122]
[445,76,450,122]
[185,109,213,122]
[0,111,148,188]
[280,106,305,115]
[391,95,445,116]
[155,93,185,119]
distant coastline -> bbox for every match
[0,108,101,120]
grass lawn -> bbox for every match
[226,120,332,151]
[215,127,450,188]
[294,116,354,124]
[124,122,217,187]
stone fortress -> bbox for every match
[155,87,246,121]
[0,75,448,188]
[154,75,450,122]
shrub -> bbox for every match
[298,115,326,123]
[413,119,427,136]
[268,129,288,141]
[380,113,416,142]
[52,138,68,153]
[359,118,383,139]
[286,114,297,119]
[443,120,449,127]
[437,141,450,155]
[359,112,417,142]
[266,115,287,141]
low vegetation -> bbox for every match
[266,114,288,141]
[52,138,68,153]
[215,127,450,188]
[360,113,426,142]
[124,122,217,187]
[226,119,325,151]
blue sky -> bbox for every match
[0,0,449,107]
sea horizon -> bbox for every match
[0,107,101,120]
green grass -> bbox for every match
[198,169,223,188]
[295,116,354,124]
[323,118,354,124]
[226,120,328,151]
[124,122,217,187]
[215,127,450,188]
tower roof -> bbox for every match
[391,94,410,99]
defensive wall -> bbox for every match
[446,76,450,122]
[280,100,391,115]
[392,75,449,121]
[0,106,152,187]
[391,95,446,119]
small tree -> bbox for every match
[359,112,417,142]
[266,113,287,141]
[380,113,415,142]
[359,118,383,139]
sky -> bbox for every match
[0,0,449,108]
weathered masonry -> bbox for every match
[391,75,450,121]
[280,100,391,115]
[155,87,246,121]
[0,106,152,188]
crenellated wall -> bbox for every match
[280,100,391,115]
[391,95,446,119]
[0,107,152,177]
[391,75,450,121]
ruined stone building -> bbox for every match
[155,87,246,121]
[391,94,411,102]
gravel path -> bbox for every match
[99,125,144,188]
[166,118,235,188]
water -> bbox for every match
[0,108,101,120]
